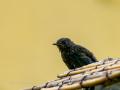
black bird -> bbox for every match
[53,38,120,90]
[53,38,98,69]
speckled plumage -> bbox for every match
[53,38,97,69]
[53,38,120,90]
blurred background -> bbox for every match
[0,0,120,90]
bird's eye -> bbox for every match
[62,41,66,44]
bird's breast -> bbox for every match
[61,50,84,69]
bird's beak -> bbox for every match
[53,43,57,45]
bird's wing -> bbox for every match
[75,45,98,62]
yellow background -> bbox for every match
[0,0,120,90]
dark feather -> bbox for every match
[53,38,98,90]
[53,38,98,69]
[74,45,98,62]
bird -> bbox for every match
[53,38,98,69]
[53,38,120,90]
[53,38,97,90]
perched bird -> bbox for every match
[53,38,97,90]
[53,38,98,69]
[53,38,120,90]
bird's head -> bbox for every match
[53,38,74,51]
